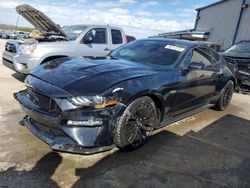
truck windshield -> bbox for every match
[62,26,87,41]
[225,42,250,54]
[111,40,186,68]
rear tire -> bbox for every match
[214,80,234,111]
[114,96,159,150]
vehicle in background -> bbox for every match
[125,35,136,43]
[16,31,25,39]
[9,32,17,39]
[221,40,250,94]
[23,32,30,39]
[0,31,11,39]
[0,31,29,39]
[0,31,4,38]
[15,31,30,40]
[15,38,236,154]
[2,4,129,74]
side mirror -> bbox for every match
[189,61,205,69]
[83,35,93,44]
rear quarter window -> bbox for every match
[191,48,212,67]
[111,29,123,44]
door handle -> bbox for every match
[104,48,110,51]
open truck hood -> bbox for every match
[16,4,69,39]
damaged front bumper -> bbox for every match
[2,51,42,75]
[224,56,250,94]
[22,116,115,154]
[235,68,250,94]
[14,89,125,155]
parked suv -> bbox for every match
[3,4,133,74]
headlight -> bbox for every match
[69,96,119,109]
[19,44,37,55]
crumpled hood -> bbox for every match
[30,57,159,96]
[221,52,250,59]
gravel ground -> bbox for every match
[0,39,250,188]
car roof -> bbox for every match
[141,37,203,48]
[64,24,123,30]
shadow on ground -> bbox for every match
[0,152,61,188]
[72,115,250,188]
[11,73,26,82]
[1,115,250,188]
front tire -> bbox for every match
[214,80,234,111]
[114,96,159,150]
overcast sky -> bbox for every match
[0,0,217,38]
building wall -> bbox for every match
[236,0,250,42]
[195,0,243,49]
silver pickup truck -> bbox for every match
[3,4,131,74]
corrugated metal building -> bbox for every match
[195,0,250,49]
[158,0,250,50]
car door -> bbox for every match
[79,28,110,58]
[110,29,124,51]
[172,47,218,116]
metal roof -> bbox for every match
[196,0,228,11]
[142,37,202,47]
[159,29,194,36]
[155,30,210,41]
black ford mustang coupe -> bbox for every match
[15,39,236,154]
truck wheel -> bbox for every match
[114,96,159,150]
[214,80,234,111]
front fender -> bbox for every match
[101,77,166,121]
[31,43,78,63]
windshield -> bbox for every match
[225,42,250,54]
[62,25,87,40]
[111,40,186,68]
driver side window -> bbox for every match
[84,28,107,44]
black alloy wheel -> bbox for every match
[215,80,234,111]
[222,82,234,107]
[115,96,159,150]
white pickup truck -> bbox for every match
[3,4,134,74]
